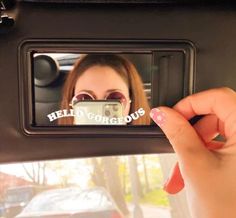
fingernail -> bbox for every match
[150,108,166,127]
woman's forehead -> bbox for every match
[74,65,129,93]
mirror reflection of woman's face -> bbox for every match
[74,65,131,116]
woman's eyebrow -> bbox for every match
[106,89,123,93]
[76,90,96,97]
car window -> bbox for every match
[5,190,31,203]
[0,154,191,218]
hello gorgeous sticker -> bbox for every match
[47,108,146,124]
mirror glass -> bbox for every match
[33,53,155,126]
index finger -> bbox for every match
[174,87,236,138]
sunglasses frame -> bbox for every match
[70,91,132,108]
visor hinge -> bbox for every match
[0,1,15,28]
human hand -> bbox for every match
[150,87,236,218]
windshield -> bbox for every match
[0,154,190,218]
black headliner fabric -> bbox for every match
[17,0,232,4]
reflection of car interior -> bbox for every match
[34,54,152,126]
[34,54,67,126]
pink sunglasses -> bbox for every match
[71,91,131,108]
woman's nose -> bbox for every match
[95,93,106,100]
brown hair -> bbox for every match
[59,54,150,125]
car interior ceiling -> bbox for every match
[1,0,236,164]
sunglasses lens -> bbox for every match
[76,93,93,101]
[106,92,126,104]
[71,92,129,107]
[72,93,93,106]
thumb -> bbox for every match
[150,107,210,166]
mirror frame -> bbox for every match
[19,39,195,136]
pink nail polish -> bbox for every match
[150,108,166,127]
